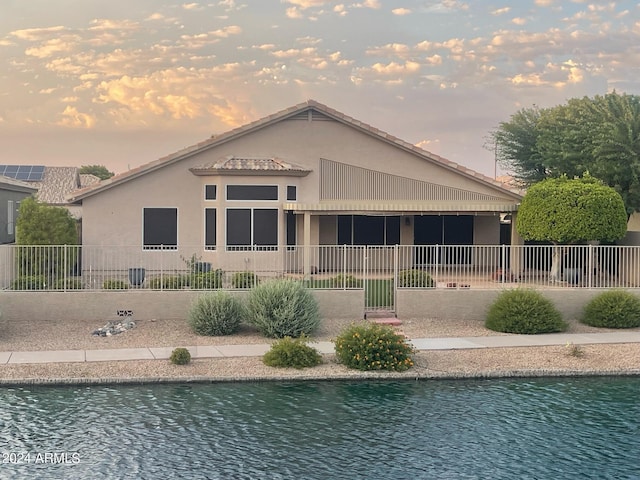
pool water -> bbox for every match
[0,377,638,479]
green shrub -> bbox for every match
[53,277,83,290]
[102,279,129,290]
[11,275,47,290]
[485,289,567,334]
[247,279,320,338]
[334,322,415,372]
[581,290,640,328]
[148,274,188,290]
[190,269,223,289]
[189,291,244,336]
[330,274,362,288]
[232,271,259,289]
[398,269,435,288]
[170,347,191,365]
[263,335,323,369]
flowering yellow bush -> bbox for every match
[334,322,415,372]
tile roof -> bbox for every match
[79,173,101,187]
[190,156,312,175]
[31,167,77,204]
[68,100,523,202]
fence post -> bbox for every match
[364,246,368,296]
[588,244,593,290]
[160,244,164,291]
[435,245,439,285]
[343,244,347,289]
[501,244,506,284]
[393,244,399,303]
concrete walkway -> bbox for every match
[1,331,639,365]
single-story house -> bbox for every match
[68,100,523,275]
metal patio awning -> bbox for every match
[283,201,519,214]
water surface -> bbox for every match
[0,377,638,479]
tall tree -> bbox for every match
[491,92,640,215]
[491,106,546,185]
[79,164,114,180]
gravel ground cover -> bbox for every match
[0,314,638,384]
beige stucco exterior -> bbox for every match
[72,101,521,274]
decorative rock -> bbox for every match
[92,317,137,337]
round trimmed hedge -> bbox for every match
[581,290,640,328]
[247,279,320,338]
[188,291,244,336]
[263,335,322,369]
[485,289,567,334]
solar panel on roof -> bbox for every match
[0,165,46,181]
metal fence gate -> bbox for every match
[364,246,396,316]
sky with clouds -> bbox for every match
[1,0,639,176]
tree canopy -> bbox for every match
[79,164,114,180]
[491,91,640,216]
[516,175,627,245]
[16,197,78,245]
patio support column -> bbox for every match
[509,211,523,277]
[303,212,311,279]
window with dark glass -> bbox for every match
[286,212,296,246]
[143,208,177,249]
[385,216,401,245]
[287,186,297,201]
[337,215,400,246]
[227,185,278,201]
[205,208,216,250]
[226,208,278,249]
[253,209,278,245]
[227,209,251,246]
[205,185,217,200]
[337,216,352,245]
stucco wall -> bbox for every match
[0,290,364,324]
[396,289,625,321]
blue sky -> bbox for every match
[1,0,639,176]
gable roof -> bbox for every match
[68,99,523,202]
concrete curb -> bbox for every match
[0,369,639,387]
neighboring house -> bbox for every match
[0,165,100,219]
[0,175,37,244]
[68,100,523,274]
[31,167,100,218]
